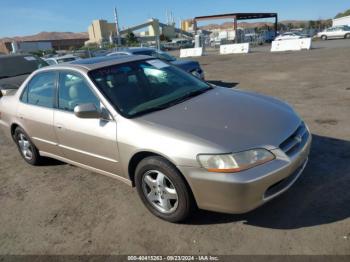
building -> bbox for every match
[86,20,117,46]
[0,39,87,54]
[333,15,350,27]
[120,18,191,41]
[0,32,88,54]
[13,41,52,53]
[181,19,195,32]
[0,41,12,54]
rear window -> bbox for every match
[57,57,77,64]
[25,71,56,108]
[0,56,48,79]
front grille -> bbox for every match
[279,122,309,156]
[264,161,305,199]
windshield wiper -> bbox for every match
[166,87,213,106]
[0,76,11,79]
[132,104,171,117]
[132,87,213,117]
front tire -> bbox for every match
[345,34,350,39]
[135,156,195,223]
[321,35,327,41]
[14,127,42,165]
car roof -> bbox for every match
[118,47,156,53]
[55,54,78,59]
[39,55,151,72]
[0,54,38,60]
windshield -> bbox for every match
[156,51,176,62]
[0,55,48,78]
[89,59,211,118]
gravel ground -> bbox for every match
[0,42,349,255]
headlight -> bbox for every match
[197,149,275,173]
[191,70,201,78]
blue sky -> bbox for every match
[0,0,349,37]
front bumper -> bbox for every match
[0,119,12,140]
[178,134,312,214]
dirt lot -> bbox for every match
[0,43,349,255]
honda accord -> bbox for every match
[0,55,311,222]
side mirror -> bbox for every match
[74,103,101,119]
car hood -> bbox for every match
[170,59,199,71]
[138,87,301,152]
[0,74,29,90]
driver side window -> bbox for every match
[58,72,100,112]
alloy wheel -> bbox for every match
[142,170,179,214]
[17,133,33,160]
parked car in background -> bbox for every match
[0,54,48,97]
[92,50,111,57]
[274,32,304,41]
[317,26,350,40]
[73,50,92,59]
[162,39,193,50]
[107,48,204,79]
[44,55,80,65]
[0,55,311,222]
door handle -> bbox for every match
[56,124,63,129]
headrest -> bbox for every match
[108,73,129,87]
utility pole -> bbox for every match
[166,9,169,25]
[114,7,122,47]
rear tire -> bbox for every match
[14,127,42,165]
[345,34,350,39]
[321,35,327,40]
[135,156,195,223]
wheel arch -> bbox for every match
[128,150,198,211]
[128,151,171,186]
[128,151,191,190]
[10,123,20,138]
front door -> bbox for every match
[53,71,122,175]
[333,28,344,38]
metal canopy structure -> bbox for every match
[194,12,278,43]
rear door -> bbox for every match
[327,28,337,38]
[53,71,122,175]
[17,71,61,155]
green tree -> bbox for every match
[125,32,139,46]
[335,8,350,19]
[160,34,169,42]
[296,22,305,29]
[287,23,294,30]
[277,23,287,31]
[308,20,316,29]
